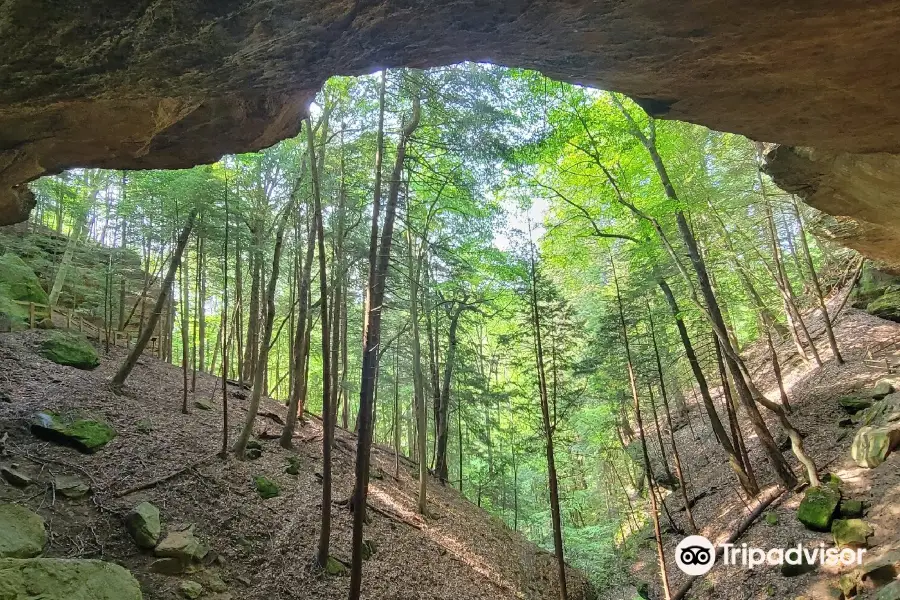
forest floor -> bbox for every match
[630,304,900,600]
[0,331,593,600]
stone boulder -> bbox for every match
[254,476,279,499]
[155,526,207,565]
[39,331,100,370]
[0,558,142,600]
[842,550,900,597]
[55,474,91,499]
[797,486,840,531]
[839,499,865,519]
[0,253,48,327]
[180,580,203,599]
[31,411,116,453]
[125,502,161,549]
[832,518,873,548]
[0,503,46,558]
[868,380,895,399]
[867,291,900,322]
[325,556,348,576]
[1,465,32,487]
[876,580,900,600]
[840,396,874,414]
[851,425,900,468]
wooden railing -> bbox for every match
[864,337,900,373]
[13,300,162,354]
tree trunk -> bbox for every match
[647,301,697,532]
[49,213,86,306]
[180,259,190,414]
[529,229,568,600]
[233,200,293,458]
[404,194,429,514]
[304,116,335,571]
[198,214,207,373]
[435,303,465,482]
[791,197,843,364]
[611,255,670,600]
[762,194,822,366]
[111,208,197,392]
[348,76,420,600]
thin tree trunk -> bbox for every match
[657,278,755,492]
[111,208,197,392]
[436,303,465,482]
[180,259,190,414]
[611,254,670,600]
[529,226,568,600]
[305,116,334,571]
[764,321,791,411]
[791,197,843,364]
[49,213,86,306]
[220,169,230,457]
[762,193,822,367]
[348,76,420,600]
[233,200,293,458]
[405,193,429,514]
[647,301,697,533]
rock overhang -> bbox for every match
[3,0,900,260]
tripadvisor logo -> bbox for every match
[674,535,866,575]
[675,535,716,576]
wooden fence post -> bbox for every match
[29,303,35,329]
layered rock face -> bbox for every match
[3,1,900,253]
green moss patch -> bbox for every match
[30,411,116,453]
[254,476,279,499]
[867,290,900,322]
[797,485,840,531]
[0,558,142,600]
[0,253,48,305]
[39,331,99,369]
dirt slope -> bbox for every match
[633,306,900,599]
[0,330,593,600]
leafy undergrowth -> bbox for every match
[0,329,594,600]
[629,305,900,599]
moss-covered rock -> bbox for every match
[361,539,377,560]
[876,580,900,600]
[0,252,48,328]
[797,486,840,531]
[325,555,348,576]
[39,331,99,369]
[840,499,864,518]
[0,558,142,599]
[254,476,279,499]
[839,396,873,414]
[764,511,779,526]
[179,580,203,599]
[851,425,900,468]
[125,502,161,549]
[832,518,873,548]
[31,411,116,453]
[822,473,843,490]
[0,253,48,305]
[0,503,46,558]
[867,291,900,322]
[284,456,301,476]
[155,526,207,564]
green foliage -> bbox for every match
[21,63,851,587]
